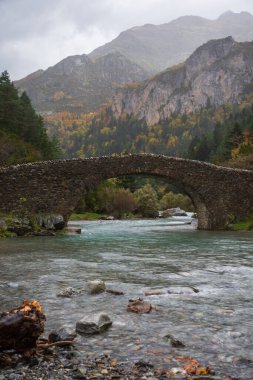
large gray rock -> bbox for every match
[49,326,77,342]
[85,280,106,294]
[76,313,112,335]
[34,214,65,230]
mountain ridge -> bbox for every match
[14,11,253,115]
[90,11,253,74]
[111,37,253,125]
[15,52,147,114]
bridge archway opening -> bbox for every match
[71,174,207,226]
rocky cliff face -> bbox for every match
[111,37,253,126]
[15,52,147,114]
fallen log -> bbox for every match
[0,300,45,355]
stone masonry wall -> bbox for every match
[0,154,253,230]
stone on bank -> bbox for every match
[76,313,112,335]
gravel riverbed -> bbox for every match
[0,347,231,380]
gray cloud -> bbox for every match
[1,0,253,79]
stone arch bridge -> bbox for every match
[0,154,253,230]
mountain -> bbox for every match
[15,11,253,115]
[90,11,253,74]
[15,52,147,114]
[111,37,253,126]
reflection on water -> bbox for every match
[0,219,253,378]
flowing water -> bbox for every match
[0,219,253,378]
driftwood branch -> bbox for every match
[37,340,76,349]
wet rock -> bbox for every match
[7,224,32,236]
[167,286,199,294]
[75,365,87,379]
[76,313,112,335]
[134,360,154,369]
[34,214,65,230]
[57,287,82,297]
[28,356,40,367]
[191,377,223,380]
[160,208,187,218]
[65,226,81,234]
[127,298,153,313]
[49,326,77,342]
[163,333,185,347]
[144,290,166,296]
[32,229,56,236]
[106,289,124,295]
[100,216,115,220]
[85,280,106,294]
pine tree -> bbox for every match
[0,71,61,165]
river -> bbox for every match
[0,218,253,379]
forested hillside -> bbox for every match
[46,94,253,170]
[0,71,60,166]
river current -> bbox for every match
[0,219,253,378]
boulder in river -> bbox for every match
[76,313,112,335]
[85,280,106,294]
[65,226,81,234]
[49,326,77,343]
[57,287,82,297]
[33,214,65,230]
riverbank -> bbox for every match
[0,213,65,238]
[0,345,226,380]
[69,212,142,221]
[232,213,253,231]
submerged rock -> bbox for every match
[57,287,82,297]
[167,286,199,294]
[163,333,185,348]
[106,288,124,295]
[49,326,77,343]
[65,226,81,234]
[76,313,112,335]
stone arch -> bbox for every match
[0,154,253,230]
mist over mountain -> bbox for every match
[90,11,253,74]
[14,11,253,115]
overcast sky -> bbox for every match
[1,0,253,80]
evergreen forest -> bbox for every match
[0,71,61,166]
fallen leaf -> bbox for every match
[196,366,212,375]
[111,358,117,367]
[183,358,201,374]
